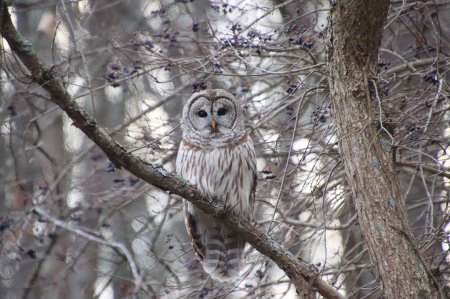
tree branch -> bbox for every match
[31,206,151,295]
[0,2,344,298]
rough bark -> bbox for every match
[0,2,343,298]
[326,1,441,298]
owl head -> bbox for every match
[181,89,246,148]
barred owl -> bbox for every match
[176,89,257,282]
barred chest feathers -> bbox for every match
[176,132,256,219]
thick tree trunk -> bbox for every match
[326,2,440,298]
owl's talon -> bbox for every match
[213,195,225,204]
[215,208,227,217]
[224,205,234,213]
[215,205,235,217]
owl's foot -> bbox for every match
[211,195,219,203]
[205,195,225,208]
[215,207,229,217]
[216,201,241,217]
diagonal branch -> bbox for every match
[0,2,343,299]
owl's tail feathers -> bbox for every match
[203,229,245,282]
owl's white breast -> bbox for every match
[176,133,257,219]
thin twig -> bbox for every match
[371,79,394,144]
[32,206,149,295]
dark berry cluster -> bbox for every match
[247,29,258,39]
[154,31,179,43]
[192,79,208,93]
[404,124,423,141]
[302,40,313,48]
[298,25,308,34]
[166,233,174,249]
[163,63,171,71]
[130,32,154,51]
[90,153,102,161]
[241,82,250,92]
[256,269,264,279]
[212,3,232,13]
[186,258,199,269]
[220,36,247,46]
[312,104,331,126]
[318,28,325,38]
[405,124,421,134]
[288,36,313,48]
[19,246,36,259]
[0,216,12,232]
[285,24,297,34]
[38,185,49,196]
[7,103,17,116]
[112,177,140,186]
[378,58,390,70]
[286,104,296,115]
[106,162,115,173]
[260,162,277,175]
[260,35,271,42]
[192,22,199,32]
[199,288,211,298]
[129,178,140,186]
[151,8,165,14]
[166,233,173,242]
[223,26,271,48]
[105,63,139,87]
[423,70,438,84]
[213,61,222,74]
[231,23,242,33]
[285,23,312,39]
[286,81,298,94]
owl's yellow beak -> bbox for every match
[211,119,216,129]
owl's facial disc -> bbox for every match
[187,97,237,137]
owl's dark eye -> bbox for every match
[197,110,208,118]
[217,108,227,116]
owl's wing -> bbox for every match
[177,141,206,262]
[243,135,258,213]
[183,200,206,262]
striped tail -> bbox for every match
[203,228,245,282]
